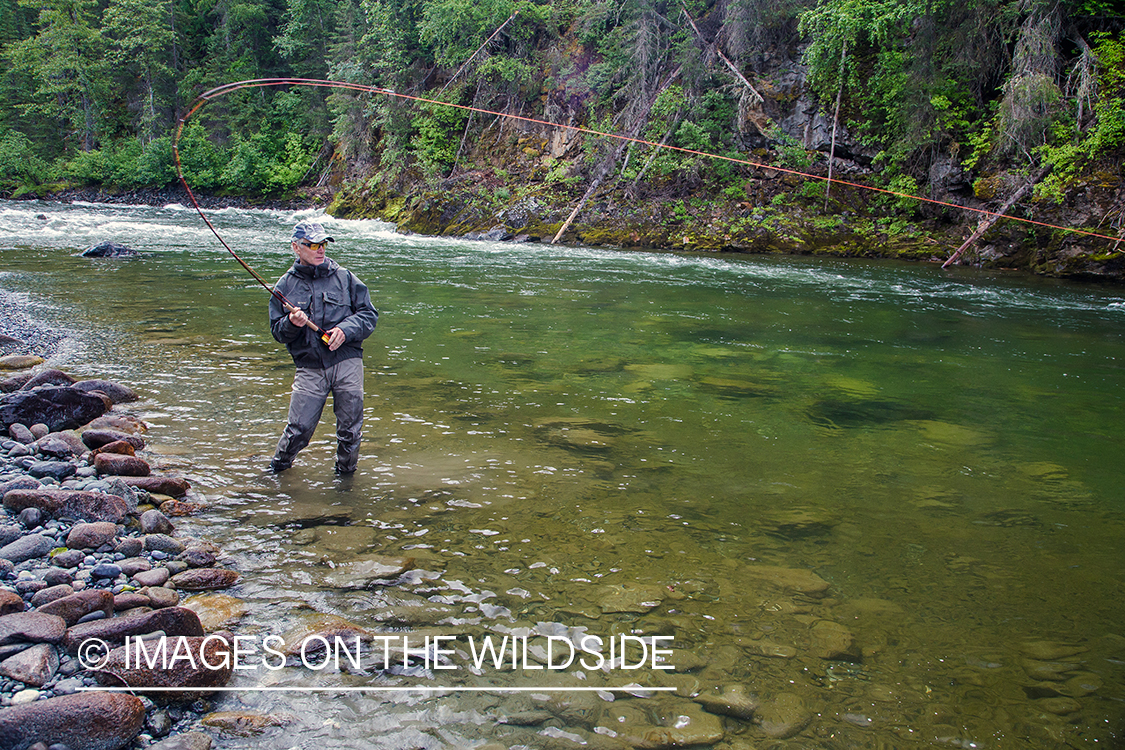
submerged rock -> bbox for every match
[200,710,296,736]
[0,355,45,371]
[693,683,759,720]
[755,692,812,739]
[321,554,416,588]
[169,567,241,591]
[82,240,140,257]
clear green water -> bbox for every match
[2,199,1125,748]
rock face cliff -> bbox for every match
[327,33,1124,282]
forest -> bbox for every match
[1,0,1123,271]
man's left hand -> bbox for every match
[326,327,346,351]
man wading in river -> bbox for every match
[269,221,378,475]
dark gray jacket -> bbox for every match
[269,257,378,369]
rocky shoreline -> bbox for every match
[0,352,235,750]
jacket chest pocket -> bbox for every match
[322,291,350,326]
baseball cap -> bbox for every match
[292,221,335,244]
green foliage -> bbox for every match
[1035,31,1125,202]
[0,129,48,187]
[175,122,225,190]
[410,100,468,175]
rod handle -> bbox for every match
[284,303,333,346]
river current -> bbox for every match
[2,198,1124,749]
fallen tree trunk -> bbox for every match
[552,66,682,245]
[942,166,1051,268]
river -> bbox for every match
[2,198,1124,749]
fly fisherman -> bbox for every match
[269,221,378,475]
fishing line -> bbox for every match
[173,77,1123,276]
[172,106,333,346]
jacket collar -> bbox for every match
[291,257,339,279]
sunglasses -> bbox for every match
[298,240,326,251]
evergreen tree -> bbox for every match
[8,0,107,154]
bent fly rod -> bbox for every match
[174,79,1123,291]
[172,108,334,346]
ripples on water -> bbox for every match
[2,199,1125,748]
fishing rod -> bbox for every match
[174,79,1123,280]
[172,112,333,347]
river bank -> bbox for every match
[11,170,1125,283]
[0,333,232,748]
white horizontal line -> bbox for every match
[77,686,677,693]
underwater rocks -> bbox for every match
[81,241,140,258]
[0,363,237,749]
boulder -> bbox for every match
[160,498,208,516]
[181,594,248,632]
[0,691,145,750]
[29,584,75,608]
[18,368,76,390]
[37,589,115,626]
[740,564,831,597]
[0,642,59,686]
[118,557,152,576]
[169,568,240,591]
[0,612,67,646]
[133,568,171,588]
[94,634,234,700]
[0,372,35,391]
[7,423,35,443]
[0,525,24,546]
[0,589,24,616]
[0,533,55,564]
[281,614,371,656]
[0,476,40,495]
[84,414,147,434]
[81,428,146,450]
[0,386,109,433]
[82,241,140,258]
[755,692,812,739]
[62,606,203,652]
[140,586,179,609]
[121,476,190,497]
[72,379,139,404]
[693,684,759,720]
[114,592,152,611]
[32,430,87,457]
[177,546,216,568]
[3,488,129,523]
[27,460,77,481]
[200,710,295,735]
[140,509,174,535]
[93,453,151,477]
[66,521,120,550]
[809,620,860,661]
[90,439,136,458]
[320,554,415,589]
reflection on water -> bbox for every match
[3,199,1125,748]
